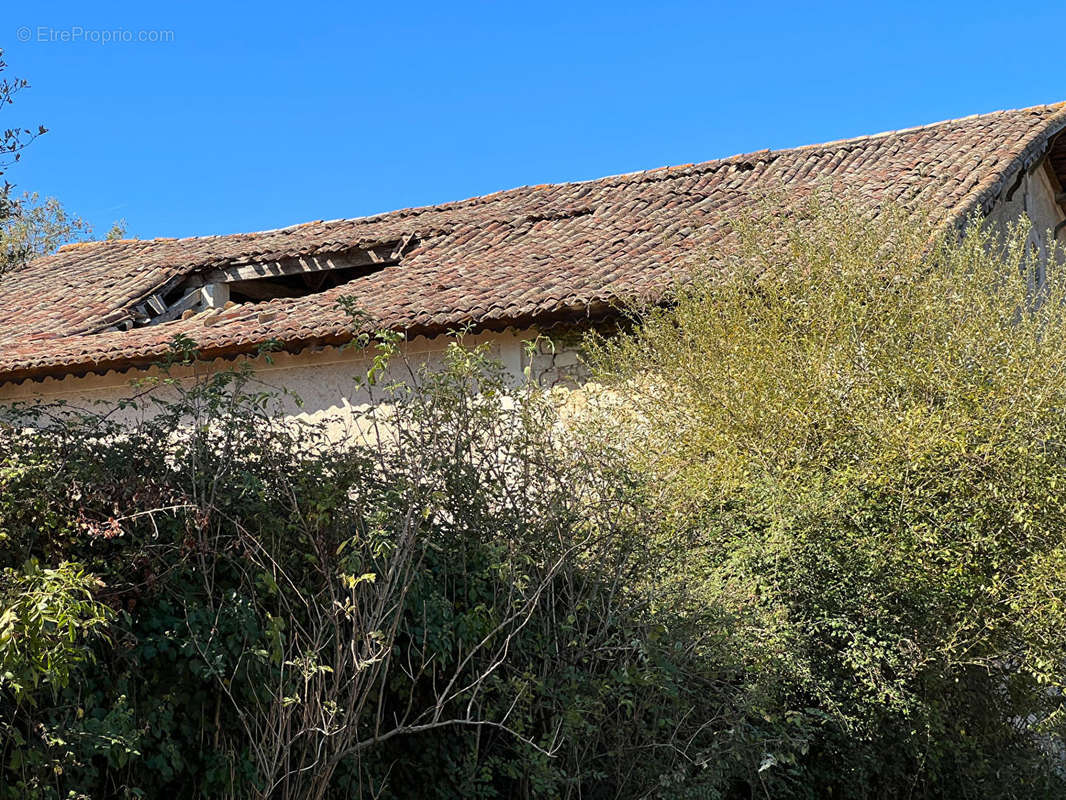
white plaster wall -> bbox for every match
[0,328,544,438]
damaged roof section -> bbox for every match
[1,102,1065,384]
[111,236,417,331]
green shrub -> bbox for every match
[586,196,1066,797]
[0,340,731,799]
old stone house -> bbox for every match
[1,103,1065,428]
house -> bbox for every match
[1,103,1065,430]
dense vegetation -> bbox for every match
[585,199,1066,796]
[2,201,1066,798]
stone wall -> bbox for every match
[984,161,1066,257]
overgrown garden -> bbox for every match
[2,201,1066,798]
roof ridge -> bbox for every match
[596,102,1066,187]
[54,102,1066,253]
[782,102,1066,153]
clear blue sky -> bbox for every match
[4,1,1065,240]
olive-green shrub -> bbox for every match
[586,197,1066,797]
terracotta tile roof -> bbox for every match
[2,103,1065,384]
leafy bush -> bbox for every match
[0,340,737,799]
[586,197,1066,797]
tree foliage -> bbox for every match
[585,196,1066,796]
[0,48,45,267]
[0,48,45,219]
[0,52,126,276]
[0,192,128,274]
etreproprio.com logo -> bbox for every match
[16,26,175,44]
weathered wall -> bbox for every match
[985,161,1066,256]
[0,326,590,434]
[525,327,594,389]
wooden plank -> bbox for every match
[201,282,230,308]
[147,294,168,315]
[200,247,397,285]
[149,288,203,325]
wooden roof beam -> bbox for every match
[200,247,398,285]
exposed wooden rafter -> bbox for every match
[200,247,399,286]
[113,239,412,330]
[147,288,202,325]
[227,279,304,300]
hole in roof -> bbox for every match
[227,262,385,303]
[110,239,412,331]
